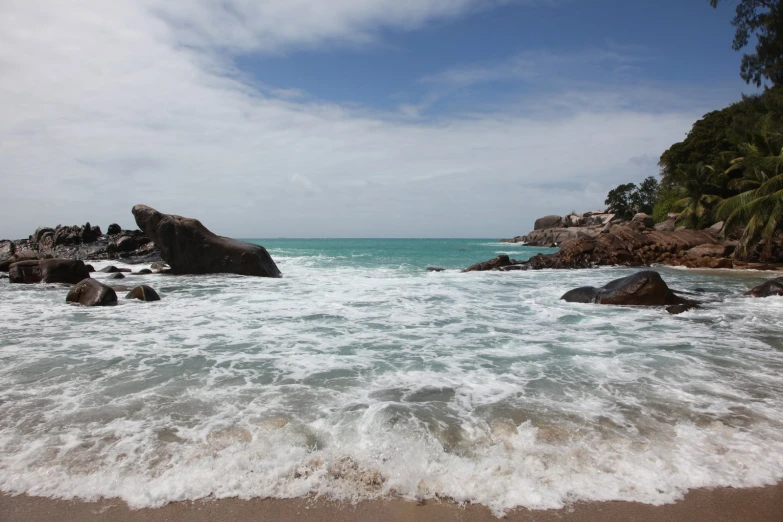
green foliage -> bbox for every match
[604,177,659,219]
[711,0,783,86]
[715,115,783,259]
[671,164,724,229]
[605,183,637,219]
[652,185,681,223]
[631,176,659,215]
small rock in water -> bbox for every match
[100,265,120,273]
[108,272,125,279]
[427,267,445,272]
[85,264,95,273]
[66,279,117,306]
[561,271,699,311]
[134,268,152,275]
[125,285,161,302]
[746,277,783,298]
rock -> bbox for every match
[33,227,55,243]
[709,221,725,234]
[654,218,676,232]
[464,255,513,272]
[563,214,585,227]
[534,215,562,230]
[631,213,655,229]
[746,277,783,297]
[100,265,121,273]
[81,222,102,243]
[685,244,727,258]
[135,268,153,275]
[85,264,95,272]
[9,259,91,284]
[114,235,138,252]
[0,240,15,271]
[561,271,698,309]
[107,223,122,235]
[132,204,281,277]
[125,285,161,302]
[66,278,117,306]
[426,267,445,272]
[108,272,125,279]
[150,262,168,271]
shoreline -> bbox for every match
[3,484,783,521]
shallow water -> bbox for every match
[1,239,782,515]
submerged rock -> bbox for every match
[126,285,161,302]
[100,265,121,273]
[66,278,117,306]
[9,259,91,284]
[108,272,125,280]
[135,268,153,275]
[746,277,783,298]
[132,204,281,277]
[561,271,699,314]
[427,267,446,272]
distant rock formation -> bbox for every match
[132,204,281,277]
[502,210,616,247]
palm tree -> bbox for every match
[716,115,783,260]
[671,163,723,229]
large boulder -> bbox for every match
[126,285,161,301]
[746,277,783,298]
[132,205,281,277]
[534,215,562,230]
[0,240,15,270]
[631,213,655,229]
[66,278,117,306]
[107,223,122,235]
[9,259,91,284]
[561,271,698,313]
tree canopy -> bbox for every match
[711,0,783,86]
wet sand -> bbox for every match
[2,484,782,522]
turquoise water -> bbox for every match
[248,238,556,270]
[1,239,782,515]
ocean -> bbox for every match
[1,239,782,516]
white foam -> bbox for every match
[1,260,783,516]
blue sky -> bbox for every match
[0,0,761,238]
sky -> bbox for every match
[0,0,761,238]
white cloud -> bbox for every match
[0,1,707,239]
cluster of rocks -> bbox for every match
[0,205,282,308]
[1,221,161,271]
[501,211,618,247]
[499,209,746,270]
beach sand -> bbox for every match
[2,484,782,522]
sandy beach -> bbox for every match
[2,484,783,522]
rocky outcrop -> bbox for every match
[132,204,281,277]
[464,255,513,272]
[66,278,118,306]
[107,223,122,235]
[5,222,162,265]
[126,285,161,301]
[561,271,699,314]
[504,211,617,246]
[746,277,783,297]
[9,259,91,284]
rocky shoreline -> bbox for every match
[497,210,782,271]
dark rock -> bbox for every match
[427,267,445,272]
[33,227,55,243]
[534,215,563,230]
[631,213,655,229]
[666,303,700,315]
[126,285,161,302]
[100,265,120,273]
[464,255,513,272]
[118,268,132,273]
[108,272,125,279]
[9,259,90,284]
[66,278,117,306]
[746,277,783,298]
[561,271,698,309]
[107,223,122,235]
[85,264,95,272]
[81,223,102,243]
[150,262,168,271]
[132,204,282,277]
[114,235,138,252]
[135,268,153,275]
